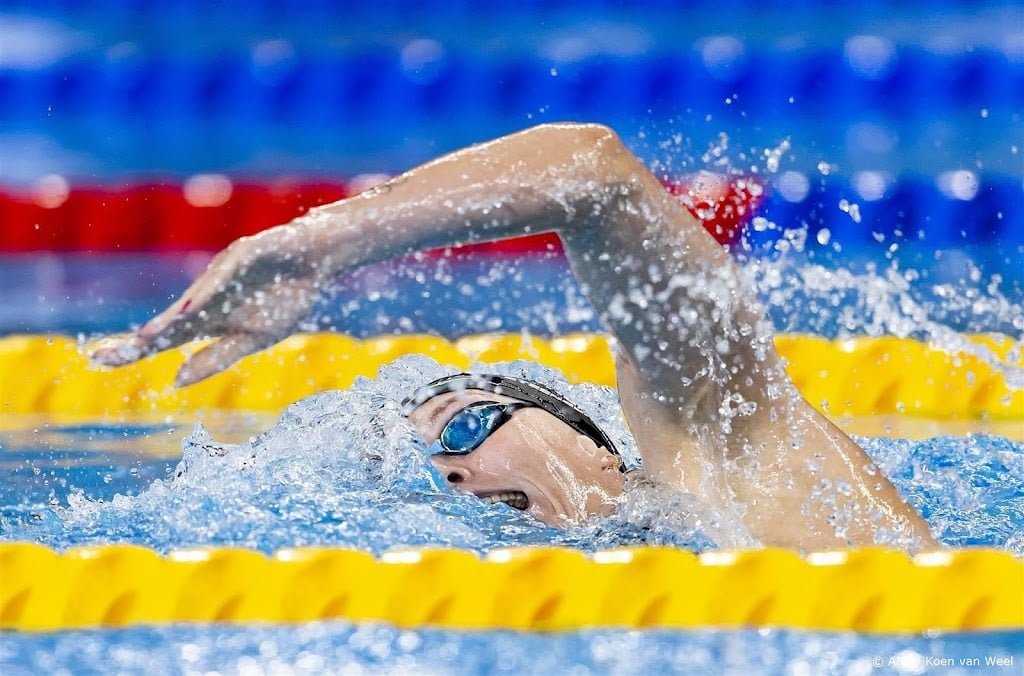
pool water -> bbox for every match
[3,354,1023,555]
[1,356,1023,673]
[1,233,1022,673]
[2,3,1022,671]
[2,622,1020,675]
[1,222,1020,673]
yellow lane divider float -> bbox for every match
[0,333,1020,419]
[0,544,1020,633]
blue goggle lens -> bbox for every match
[435,401,529,455]
[440,406,496,452]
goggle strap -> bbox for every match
[404,373,625,472]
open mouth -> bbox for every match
[478,490,529,511]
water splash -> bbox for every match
[3,623,1021,676]
[4,131,1022,555]
[861,434,1024,554]
[11,356,746,555]
[2,356,1021,555]
[741,252,1024,390]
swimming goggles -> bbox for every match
[402,373,625,472]
[432,400,534,456]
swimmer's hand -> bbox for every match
[89,225,322,387]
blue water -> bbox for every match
[1,623,1021,676]
[1,243,1022,674]
[1,244,1021,673]
[3,1,1022,673]
[3,356,1023,555]
[1,356,1023,674]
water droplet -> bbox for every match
[936,170,979,201]
[777,171,809,202]
[838,199,862,224]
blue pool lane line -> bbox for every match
[752,175,1024,250]
[3,47,1020,125]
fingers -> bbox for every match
[87,332,149,367]
[174,332,278,388]
[90,234,316,383]
[138,248,238,340]
[115,248,249,361]
[88,308,212,367]
[90,329,278,388]
[136,296,193,340]
[172,278,319,386]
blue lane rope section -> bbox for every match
[2,47,1020,126]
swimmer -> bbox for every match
[92,123,935,550]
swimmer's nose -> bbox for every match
[428,455,474,486]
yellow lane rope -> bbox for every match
[0,333,1019,419]
[0,544,1019,633]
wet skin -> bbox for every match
[408,389,624,527]
[91,123,936,549]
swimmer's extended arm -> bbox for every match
[94,123,739,395]
[93,122,934,549]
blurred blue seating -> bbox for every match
[2,46,1021,126]
[0,0,1020,258]
[750,175,1022,253]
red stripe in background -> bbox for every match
[0,174,762,254]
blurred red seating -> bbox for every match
[0,175,759,253]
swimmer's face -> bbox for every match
[408,389,624,527]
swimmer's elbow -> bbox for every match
[525,122,641,189]
[516,123,655,232]
[536,122,626,155]
[527,121,620,143]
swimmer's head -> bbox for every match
[402,374,626,527]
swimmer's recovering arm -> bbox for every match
[92,123,737,392]
[93,122,934,549]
